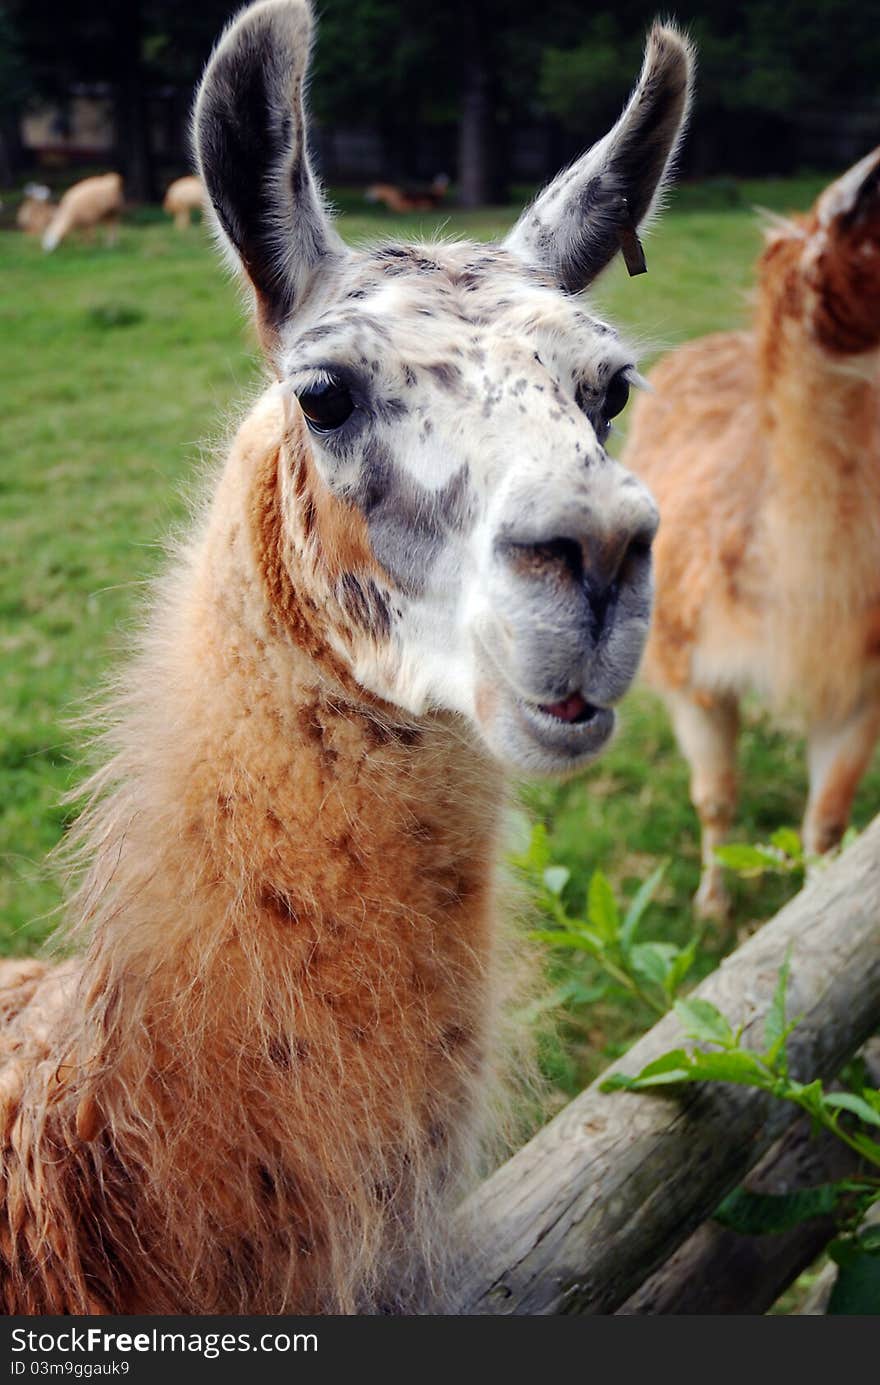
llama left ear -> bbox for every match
[193,0,345,343]
[815,145,880,235]
[505,23,694,292]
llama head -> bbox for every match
[759,147,880,359]
[195,0,693,775]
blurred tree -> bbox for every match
[0,4,29,183]
[311,0,560,204]
[1,1,878,199]
[3,0,235,199]
[538,0,880,177]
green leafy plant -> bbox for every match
[714,825,805,879]
[600,956,880,1313]
[514,823,699,1016]
[714,824,859,882]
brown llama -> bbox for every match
[163,175,205,230]
[41,172,124,253]
[623,149,880,920]
[365,175,451,214]
[0,0,692,1313]
[16,184,56,238]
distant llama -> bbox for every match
[623,149,880,919]
[42,172,123,253]
[16,184,55,238]
[163,174,205,230]
[365,174,450,214]
[0,0,691,1313]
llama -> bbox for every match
[42,172,123,253]
[623,148,880,920]
[365,174,450,214]
[16,184,55,238]
[163,174,205,230]
[0,0,692,1313]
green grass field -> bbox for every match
[4,175,880,1106]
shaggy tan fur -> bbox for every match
[623,149,880,916]
[0,394,522,1314]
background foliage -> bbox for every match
[1,1,879,197]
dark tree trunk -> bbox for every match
[457,4,492,208]
[0,112,25,186]
[113,0,155,203]
[382,115,419,185]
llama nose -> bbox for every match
[495,520,655,636]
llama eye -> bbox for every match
[603,370,631,425]
[591,369,631,447]
[297,378,355,434]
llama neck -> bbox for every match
[759,316,879,494]
[62,395,510,1312]
[756,308,880,569]
[750,307,880,720]
[76,393,505,978]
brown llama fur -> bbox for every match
[41,173,123,253]
[0,1,692,1312]
[163,175,205,231]
[623,148,880,918]
[0,396,519,1314]
[16,186,56,237]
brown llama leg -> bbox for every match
[666,690,739,922]
[803,701,880,857]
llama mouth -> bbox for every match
[515,693,615,758]
[535,692,598,724]
[472,631,616,764]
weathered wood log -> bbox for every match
[617,1040,880,1314]
[795,1191,880,1315]
[798,1262,838,1315]
[453,818,880,1314]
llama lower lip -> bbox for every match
[516,697,615,757]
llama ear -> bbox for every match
[815,146,880,238]
[806,146,880,354]
[193,0,344,340]
[504,23,694,292]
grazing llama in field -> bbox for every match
[365,174,451,214]
[16,184,55,238]
[41,172,123,253]
[623,149,880,920]
[163,174,205,230]
[0,0,691,1313]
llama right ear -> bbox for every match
[194,0,345,343]
[505,23,694,292]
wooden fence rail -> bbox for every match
[453,818,880,1314]
[619,1038,880,1313]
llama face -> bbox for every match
[195,0,692,773]
[278,244,658,772]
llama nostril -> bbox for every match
[496,536,584,584]
[496,525,653,591]
[619,527,655,583]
